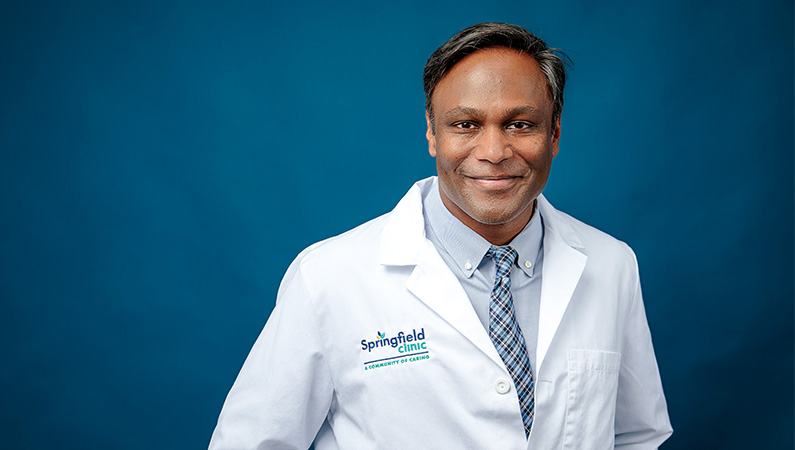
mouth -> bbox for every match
[466,175,521,190]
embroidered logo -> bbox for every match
[360,328,430,371]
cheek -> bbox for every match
[519,142,555,166]
[436,153,455,171]
[436,157,459,187]
[435,153,467,199]
[434,144,465,174]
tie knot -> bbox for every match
[486,245,517,279]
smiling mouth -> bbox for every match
[467,176,521,190]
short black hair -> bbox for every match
[423,22,569,132]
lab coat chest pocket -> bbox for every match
[563,349,621,450]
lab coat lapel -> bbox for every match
[406,240,504,367]
[379,178,504,367]
[536,195,587,372]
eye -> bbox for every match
[507,121,535,130]
[453,121,478,130]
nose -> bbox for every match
[474,127,512,164]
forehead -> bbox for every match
[432,47,551,112]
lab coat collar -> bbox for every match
[378,177,569,265]
[379,177,589,372]
[536,194,585,250]
[378,177,434,266]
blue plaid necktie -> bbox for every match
[486,245,535,437]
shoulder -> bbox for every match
[273,212,391,304]
[283,177,432,282]
[539,195,643,304]
[289,212,390,276]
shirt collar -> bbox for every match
[423,179,544,279]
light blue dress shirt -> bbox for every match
[422,180,544,371]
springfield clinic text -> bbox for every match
[361,329,426,353]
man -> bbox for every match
[209,22,672,449]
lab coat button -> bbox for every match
[495,378,511,394]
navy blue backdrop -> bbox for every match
[1,1,792,448]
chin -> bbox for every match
[467,207,522,226]
[468,194,539,225]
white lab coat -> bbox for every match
[209,177,672,450]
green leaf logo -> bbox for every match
[377,331,385,340]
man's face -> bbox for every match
[426,47,560,236]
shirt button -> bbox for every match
[465,261,472,270]
[524,260,532,269]
[495,378,511,394]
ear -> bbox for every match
[551,113,561,158]
[425,111,437,157]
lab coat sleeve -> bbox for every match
[614,251,673,449]
[209,259,335,450]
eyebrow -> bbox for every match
[504,105,542,117]
[442,106,484,119]
[441,105,542,119]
